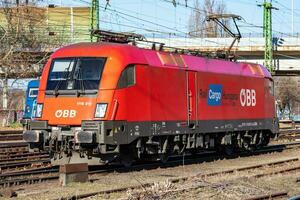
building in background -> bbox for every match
[0,6,91,45]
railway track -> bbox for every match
[0,151,48,160]
[0,130,23,141]
[0,169,59,188]
[0,129,299,191]
[0,153,49,163]
[0,158,50,171]
[0,142,27,149]
[2,141,299,191]
[55,157,300,200]
[277,128,300,141]
[0,129,51,187]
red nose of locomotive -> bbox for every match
[41,97,97,125]
[35,56,108,125]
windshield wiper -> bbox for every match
[53,60,73,97]
[46,90,77,95]
[74,62,85,97]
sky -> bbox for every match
[42,0,300,38]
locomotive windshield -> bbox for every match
[46,57,106,94]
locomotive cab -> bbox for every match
[21,80,40,127]
[23,43,144,165]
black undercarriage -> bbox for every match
[23,119,279,166]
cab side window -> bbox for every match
[117,65,136,89]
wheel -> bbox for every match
[256,133,270,148]
[120,154,133,167]
[262,135,270,146]
[119,145,134,167]
[224,145,235,155]
[189,148,198,155]
[159,153,169,164]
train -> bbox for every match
[21,80,40,127]
[23,42,279,166]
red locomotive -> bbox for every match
[23,42,278,166]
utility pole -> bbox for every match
[90,0,99,42]
[292,0,294,36]
[70,7,74,43]
[2,79,8,110]
[259,0,278,73]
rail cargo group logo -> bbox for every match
[208,84,223,106]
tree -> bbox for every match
[188,0,229,38]
[0,0,63,126]
[275,77,300,119]
[0,1,50,78]
[0,1,60,111]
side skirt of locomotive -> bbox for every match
[23,119,279,166]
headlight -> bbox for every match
[94,103,107,118]
[35,104,43,118]
[26,106,30,113]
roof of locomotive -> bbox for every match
[51,42,272,79]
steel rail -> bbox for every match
[0,155,49,163]
[0,149,29,155]
[0,135,23,141]
[244,191,288,200]
[0,151,48,159]
[0,174,59,188]
[0,166,57,178]
[0,143,27,148]
[253,164,300,178]
[0,130,23,135]
[0,159,50,171]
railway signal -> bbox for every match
[273,37,285,47]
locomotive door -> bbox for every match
[187,71,198,128]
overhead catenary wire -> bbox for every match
[0,0,233,47]
[69,0,232,45]
[3,0,300,39]
[0,0,191,35]
[1,0,298,53]
[0,10,225,52]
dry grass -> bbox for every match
[125,180,173,200]
[118,160,300,200]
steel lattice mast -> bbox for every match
[90,0,99,42]
[260,0,278,73]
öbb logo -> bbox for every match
[240,89,256,107]
[55,110,77,118]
